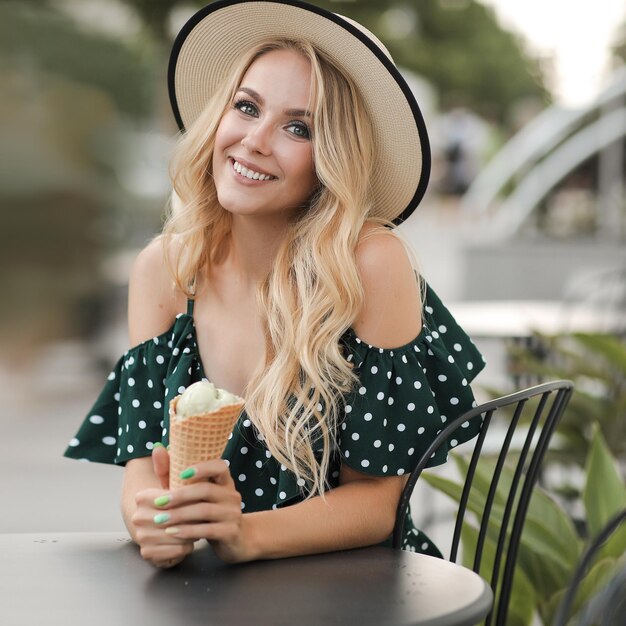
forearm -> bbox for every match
[121,457,404,564]
[242,476,400,561]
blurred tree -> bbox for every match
[117,0,182,42]
[0,1,154,119]
[315,0,549,124]
[0,0,551,354]
[612,19,626,65]
[0,1,158,352]
[116,0,549,124]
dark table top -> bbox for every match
[1,533,493,626]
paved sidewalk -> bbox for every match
[2,348,125,533]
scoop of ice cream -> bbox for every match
[175,381,242,418]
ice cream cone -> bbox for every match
[168,395,244,489]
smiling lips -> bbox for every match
[231,158,277,181]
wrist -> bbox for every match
[210,513,261,564]
[239,513,261,562]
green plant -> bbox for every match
[423,425,626,626]
[506,333,626,469]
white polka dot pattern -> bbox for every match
[339,283,485,477]
[64,283,484,556]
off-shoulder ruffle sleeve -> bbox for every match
[64,314,203,465]
[339,282,485,476]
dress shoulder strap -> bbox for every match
[186,299,195,316]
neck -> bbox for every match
[224,214,291,285]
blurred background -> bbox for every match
[2,0,625,546]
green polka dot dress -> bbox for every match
[65,281,485,556]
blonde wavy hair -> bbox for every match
[164,38,396,497]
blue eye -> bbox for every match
[288,121,311,139]
[234,99,258,116]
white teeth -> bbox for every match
[232,159,273,181]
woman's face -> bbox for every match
[212,48,318,220]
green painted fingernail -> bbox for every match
[154,495,171,507]
[153,442,165,449]
[180,467,196,480]
[153,513,170,525]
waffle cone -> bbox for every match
[168,396,244,489]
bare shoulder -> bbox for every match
[353,222,422,348]
[128,236,186,346]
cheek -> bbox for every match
[302,151,318,192]
[286,145,315,180]
[213,123,234,176]
[214,114,237,153]
[213,126,226,156]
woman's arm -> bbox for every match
[122,237,193,567]
[352,224,422,347]
[127,236,185,344]
[149,459,405,563]
[240,465,407,560]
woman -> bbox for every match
[65,0,485,568]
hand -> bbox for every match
[129,446,194,569]
[148,460,251,564]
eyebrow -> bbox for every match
[237,86,312,118]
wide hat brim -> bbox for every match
[168,0,430,225]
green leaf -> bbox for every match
[543,588,565,626]
[583,424,626,538]
[570,557,619,617]
[421,472,462,500]
[516,516,577,591]
[598,523,626,561]
[516,545,569,602]
[431,455,581,565]
[424,454,582,573]
[544,558,624,624]
[461,523,536,626]
[573,333,626,374]
[510,487,582,596]
[524,487,581,568]
[423,460,580,597]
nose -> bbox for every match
[241,119,273,155]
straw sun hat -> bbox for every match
[168,0,430,224]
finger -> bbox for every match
[136,528,190,547]
[164,522,239,544]
[168,481,240,507]
[178,459,234,487]
[133,512,193,543]
[140,542,194,568]
[152,444,170,489]
[135,487,170,507]
[154,501,240,530]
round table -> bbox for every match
[1,533,492,626]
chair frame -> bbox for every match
[393,379,574,626]
[553,508,626,626]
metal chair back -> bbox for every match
[393,379,574,626]
[553,508,626,626]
